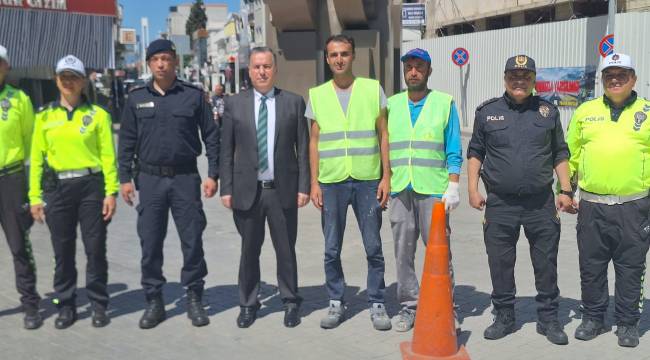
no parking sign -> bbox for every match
[452,48,469,67]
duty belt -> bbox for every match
[57,167,102,180]
[0,161,23,177]
[580,189,649,205]
[139,161,198,177]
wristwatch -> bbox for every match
[559,190,574,198]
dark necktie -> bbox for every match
[257,95,268,172]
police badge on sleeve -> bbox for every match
[80,115,93,134]
[633,111,647,131]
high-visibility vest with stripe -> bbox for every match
[387,91,451,194]
[310,78,381,183]
[567,96,650,196]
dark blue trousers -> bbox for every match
[136,172,207,300]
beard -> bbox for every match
[407,81,427,92]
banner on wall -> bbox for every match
[535,66,597,107]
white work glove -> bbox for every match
[442,181,460,212]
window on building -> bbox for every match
[524,6,555,24]
[573,1,608,18]
[452,22,475,34]
[436,27,449,37]
[486,15,510,30]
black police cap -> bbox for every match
[146,39,177,61]
[504,55,536,73]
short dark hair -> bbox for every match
[325,34,355,55]
[250,46,277,65]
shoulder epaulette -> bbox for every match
[37,102,55,113]
[128,84,146,94]
[475,97,500,111]
[177,80,202,91]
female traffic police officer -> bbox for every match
[29,55,119,329]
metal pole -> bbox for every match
[607,0,616,36]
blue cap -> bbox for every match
[146,39,176,61]
[400,48,431,64]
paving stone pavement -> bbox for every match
[1,137,650,359]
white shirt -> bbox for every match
[254,88,275,181]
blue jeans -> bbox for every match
[320,178,386,303]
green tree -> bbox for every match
[186,0,207,37]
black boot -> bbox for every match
[616,324,639,348]
[574,318,604,341]
[484,308,515,340]
[91,304,110,328]
[187,290,209,327]
[537,320,568,345]
[23,307,43,330]
[139,297,166,329]
[54,306,77,330]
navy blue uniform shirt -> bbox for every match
[118,79,219,183]
[467,93,569,196]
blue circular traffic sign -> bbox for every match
[599,34,614,58]
[452,48,469,67]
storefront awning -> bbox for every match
[0,7,115,78]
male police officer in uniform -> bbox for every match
[567,53,650,347]
[467,55,573,345]
[0,45,42,329]
[118,39,219,329]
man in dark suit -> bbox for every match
[220,47,310,328]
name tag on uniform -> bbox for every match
[136,101,155,109]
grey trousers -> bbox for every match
[389,190,454,309]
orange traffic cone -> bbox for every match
[400,202,471,360]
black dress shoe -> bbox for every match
[23,308,43,330]
[283,304,301,328]
[54,307,77,330]
[92,307,110,328]
[187,291,209,327]
[237,304,260,328]
[139,297,166,329]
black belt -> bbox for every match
[139,161,198,177]
[259,180,275,189]
[0,161,23,177]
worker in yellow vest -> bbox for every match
[307,34,391,330]
[387,48,461,332]
[29,55,118,330]
[0,45,42,329]
[567,53,650,348]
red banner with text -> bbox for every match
[0,0,117,17]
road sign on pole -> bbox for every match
[599,34,614,57]
[451,48,469,67]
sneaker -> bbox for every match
[483,308,515,340]
[616,324,639,348]
[370,303,391,331]
[393,307,416,332]
[320,300,345,329]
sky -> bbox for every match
[120,0,241,41]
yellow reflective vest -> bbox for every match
[0,84,34,168]
[310,77,381,183]
[387,91,451,194]
[567,95,650,196]
[29,101,119,205]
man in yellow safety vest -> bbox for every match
[307,34,391,331]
